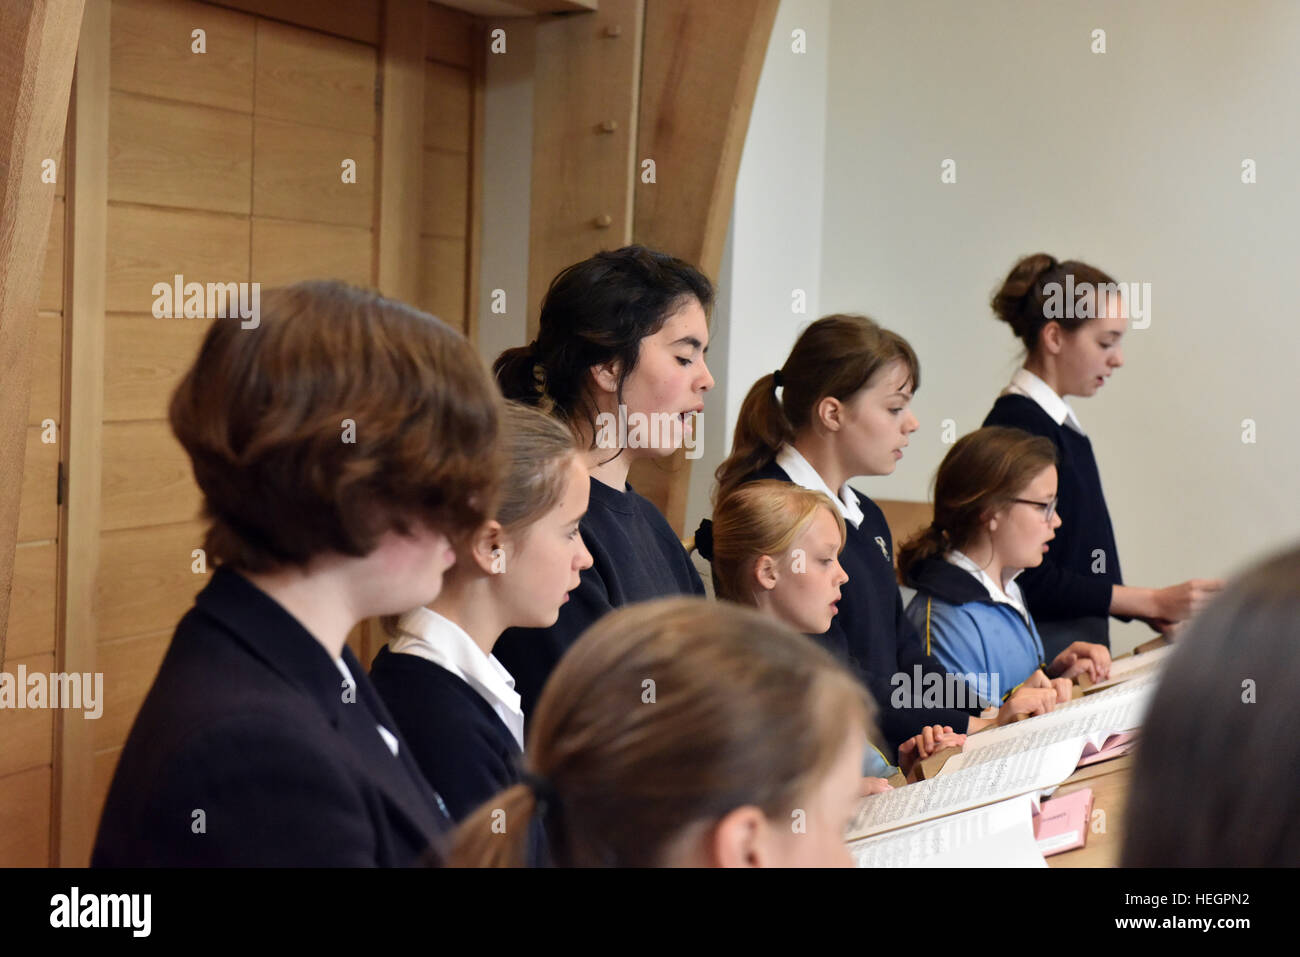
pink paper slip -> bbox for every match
[1076,731,1137,768]
[1034,788,1094,857]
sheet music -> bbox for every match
[849,795,1046,868]
[1082,645,1173,693]
[845,733,1085,840]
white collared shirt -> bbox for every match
[391,606,525,750]
[335,657,401,758]
[944,548,1032,628]
[1001,367,1085,435]
[776,444,865,529]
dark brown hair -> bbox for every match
[991,253,1118,352]
[169,280,503,573]
[1124,544,1300,866]
[493,245,713,447]
[897,427,1057,582]
[713,314,919,503]
[450,596,872,867]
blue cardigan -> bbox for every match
[903,555,1048,709]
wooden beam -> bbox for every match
[0,0,85,665]
[627,0,778,533]
[56,0,108,867]
[526,0,640,340]
[376,0,429,302]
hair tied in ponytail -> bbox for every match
[694,518,715,561]
[520,770,558,819]
[772,369,783,389]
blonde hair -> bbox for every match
[450,597,872,867]
[709,481,847,605]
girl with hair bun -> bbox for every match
[491,245,715,718]
[451,597,873,867]
[984,253,1222,658]
[899,427,1112,714]
[702,480,966,786]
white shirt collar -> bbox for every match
[944,548,1032,627]
[390,606,525,749]
[775,444,865,529]
[1002,367,1085,435]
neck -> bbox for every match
[1023,354,1065,397]
[429,573,506,657]
[792,431,849,494]
[242,561,362,659]
[586,446,632,490]
[955,539,1014,595]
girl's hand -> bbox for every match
[859,776,894,796]
[1050,642,1112,681]
[897,725,968,776]
[997,686,1057,725]
[1154,579,1224,621]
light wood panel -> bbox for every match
[97,521,210,643]
[526,0,643,340]
[424,59,471,152]
[251,219,374,288]
[419,236,467,329]
[252,116,375,226]
[377,0,428,305]
[40,198,65,312]
[110,0,255,112]
[16,428,58,543]
[93,629,171,752]
[876,499,934,565]
[103,314,212,422]
[59,0,110,867]
[0,767,52,867]
[101,421,203,532]
[0,653,57,777]
[104,204,249,313]
[254,18,377,134]
[108,92,253,214]
[422,148,470,238]
[5,542,57,660]
[425,2,475,68]
[28,313,62,427]
[212,0,380,46]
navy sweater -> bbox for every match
[734,462,979,751]
[983,394,1122,652]
[369,645,521,823]
[493,476,705,719]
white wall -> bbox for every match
[714,0,1300,653]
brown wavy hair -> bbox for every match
[449,596,872,867]
[709,481,846,605]
[897,426,1057,583]
[169,280,503,572]
[713,314,919,503]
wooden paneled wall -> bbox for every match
[0,0,483,867]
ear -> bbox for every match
[753,554,779,591]
[589,359,623,397]
[707,805,772,868]
[469,520,505,574]
[1039,320,1066,355]
[814,395,844,433]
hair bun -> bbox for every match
[991,252,1058,331]
[693,518,715,561]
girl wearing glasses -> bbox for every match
[897,427,1112,709]
[982,253,1221,658]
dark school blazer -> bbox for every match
[91,566,450,867]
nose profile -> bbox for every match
[697,359,715,392]
[576,536,594,571]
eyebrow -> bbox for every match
[672,336,708,354]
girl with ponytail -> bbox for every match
[701,481,966,786]
[984,253,1222,658]
[491,245,715,718]
[702,314,984,756]
[899,427,1112,716]
[450,597,873,867]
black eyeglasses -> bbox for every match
[1012,496,1058,523]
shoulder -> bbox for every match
[983,393,1058,435]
